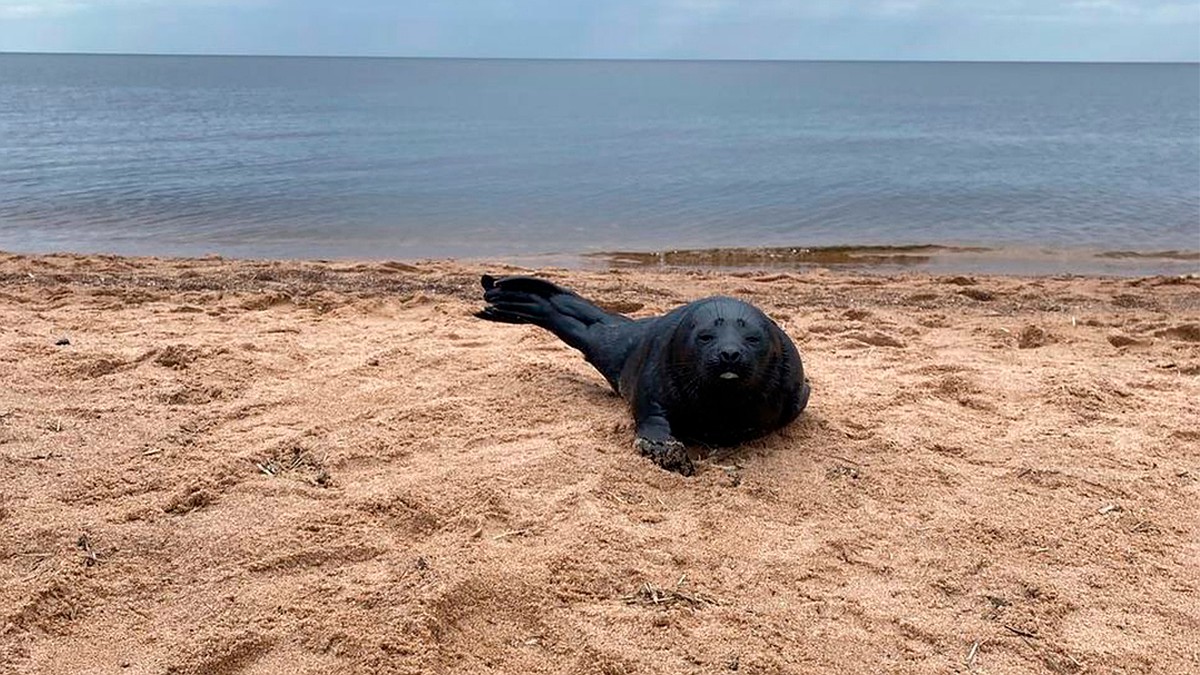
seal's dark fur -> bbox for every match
[477,274,810,475]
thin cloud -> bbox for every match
[668,0,1197,20]
[0,1,87,19]
[0,0,1194,60]
[0,0,264,20]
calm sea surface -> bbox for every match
[1,54,1197,272]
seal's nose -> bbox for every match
[719,349,741,364]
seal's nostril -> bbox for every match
[720,350,740,363]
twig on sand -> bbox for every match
[818,453,864,466]
[966,640,982,669]
[1005,625,1085,672]
[17,551,54,575]
[253,447,330,486]
[76,534,100,567]
[491,529,529,541]
[1003,624,1038,639]
[622,581,718,609]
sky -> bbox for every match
[0,0,1197,62]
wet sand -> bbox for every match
[583,245,1200,278]
[1,250,1198,674]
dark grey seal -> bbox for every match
[476,275,810,475]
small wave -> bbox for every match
[582,244,1200,277]
[1095,250,1200,261]
[588,245,992,268]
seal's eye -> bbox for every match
[697,333,715,344]
[744,335,762,345]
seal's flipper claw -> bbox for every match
[478,300,547,323]
[634,437,695,476]
[474,307,531,324]
[481,274,498,291]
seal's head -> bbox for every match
[670,297,781,389]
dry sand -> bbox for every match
[1,250,1198,674]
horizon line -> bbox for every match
[1,50,1196,66]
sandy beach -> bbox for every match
[1,250,1197,674]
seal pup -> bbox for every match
[476,275,810,475]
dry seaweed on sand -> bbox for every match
[621,578,719,609]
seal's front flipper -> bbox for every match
[634,437,694,476]
[633,409,694,476]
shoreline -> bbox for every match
[582,244,1200,277]
[3,242,1198,279]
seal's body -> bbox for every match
[477,275,810,475]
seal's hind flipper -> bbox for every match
[481,274,573,299]
[474,305,542,324]
[477,273,647,392]
[479,274,621,327]
[477,274,603,352]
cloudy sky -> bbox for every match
[0,0,1196,61]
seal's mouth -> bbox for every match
[719,372,740,380]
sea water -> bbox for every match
[1,54,1197,272]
